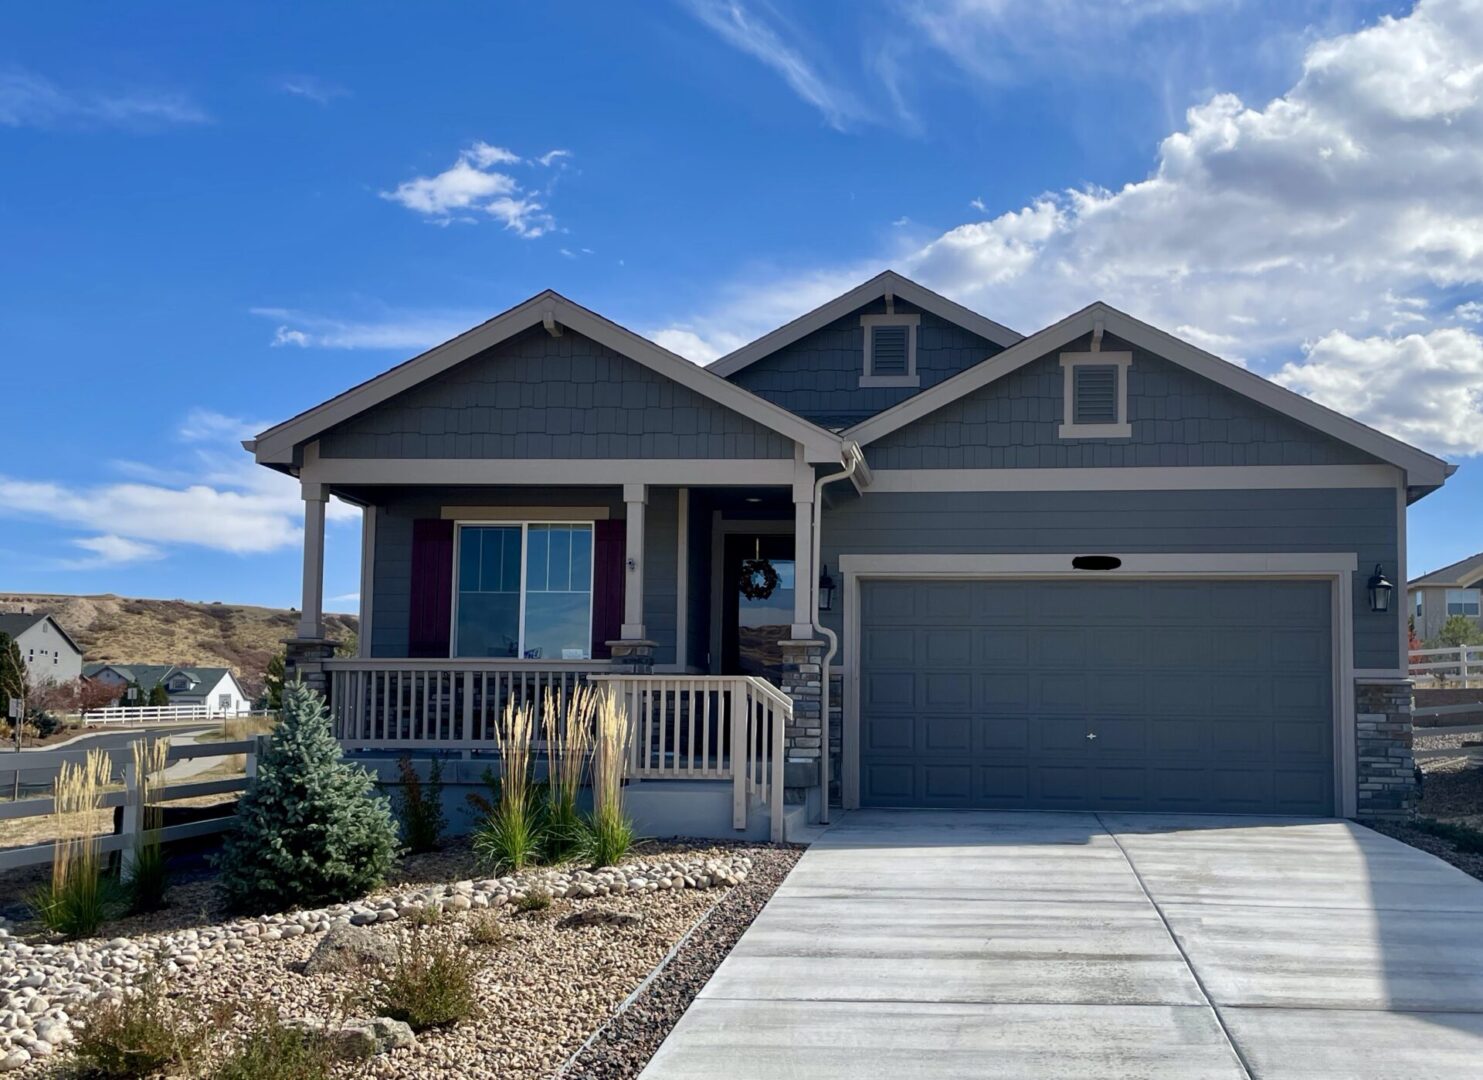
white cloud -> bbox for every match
[1458,301,1483,323]
[380,142,561,236]
[61,535,165,570]
[537,149,572,166]
[253,306,480,351]
[1275,328,1483,458]
[0,410,359,565]
[681,0,866,130]
[279,75,349,105]
[660,0,1483,453]
[0,68,209,129]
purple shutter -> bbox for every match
[408,519,455,658]
[591,519,626,659]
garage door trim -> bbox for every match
[840,552,1359,816]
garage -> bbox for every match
[857,577,1336,814]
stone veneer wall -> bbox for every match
[1355,677,1417,820]
[778,641,824,759]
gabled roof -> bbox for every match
[1409,551,1483,588]
[248,290,846,467]
[706,270,1022,379]
[845,301,1453,492]
[0,612,83,656]
[84,663,176,690]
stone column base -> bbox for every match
[284,637,336,702]
[778,640,826,803]
[1355,677,1417,821]
[605,640,656,674]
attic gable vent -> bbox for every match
[859,313,921,388]
[1058,349,1132,439]
[1073,365,1118,424]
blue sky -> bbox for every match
[3,0,1481,611]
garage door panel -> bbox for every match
[859,578,1334,815]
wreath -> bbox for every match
[738,535,781,601]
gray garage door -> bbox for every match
[859,578,1334,814]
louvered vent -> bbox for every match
[1073,364,1118,424]
[870,324,909,375]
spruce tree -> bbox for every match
[216,680,399,912]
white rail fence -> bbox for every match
[81,705,271,726]
[0,738,259,872]
[1409,645,1483,685]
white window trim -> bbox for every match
[1058,351,1132,439]
[859,313,920,389]
[450,520,597,660]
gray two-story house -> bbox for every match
[248,271,1449,836]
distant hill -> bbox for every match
[0,593,358,698]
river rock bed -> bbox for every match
[0,851,752,1073]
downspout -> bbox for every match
[811,440,864,825]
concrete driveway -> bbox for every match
[639,810,1483,1079]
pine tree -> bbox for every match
[216,680,399,912]
[0,634,24,706]
[147,684,171,707]
[262,652,285,710]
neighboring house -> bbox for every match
[247,270,1452,826]
[0,612,83,685]
[83,663,251,715]
[1408,551,1483,642]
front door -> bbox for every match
[721,534,795,680]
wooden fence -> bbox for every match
[0,737,260,872]
[1409,645,1483,686]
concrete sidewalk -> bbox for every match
[639,810,1483,1079]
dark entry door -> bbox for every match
[721,534,795,680]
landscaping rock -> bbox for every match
[303,925,397,977]
[288,1015,417,1059]
[559,909,643,930]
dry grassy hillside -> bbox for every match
[0,593,357,697]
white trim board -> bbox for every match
[867,464,1403,492]
[707,270,1021,378]
[845,301,1451,488]
[250,290,845,466]
[439,506,610,521]
[838,551,1359,819]
[302,457,801,488]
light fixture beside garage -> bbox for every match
[817,564,836,611]
[1368,564,1394,613]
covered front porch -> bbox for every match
[286,470,838,842]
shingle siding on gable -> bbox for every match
[867,332,1380,470]
[319,325,796,461]
[726,299,1003,427]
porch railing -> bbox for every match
[324,658,610,751]
[590,674,789,843]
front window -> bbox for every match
[454,522,594,659]
[1446,588,1481,617]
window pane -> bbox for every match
[524,593,591,659]
[548,526,571,591]
[570,527,592,590]
[455,526,521,657]
[526,526,548,591]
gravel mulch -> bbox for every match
[1367,820,1483,883]
[563,844,803,1080]
[1418,757,1483,829]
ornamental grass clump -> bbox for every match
[578,687,636,867]
[215,680,399,913]
[472,697,541,873]
[124,736,170,913]
[30,747,116,938]
[542,685,595,862]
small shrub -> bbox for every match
[215,681,399,913]
[465,911,506,947]
[405,904,444,928]
[369,937,480,1031]
[73,976,203,1077]
[1412,816,1483,854]
[213,1005,335,1080]
[513,887,552,914]
[393,754,446,854]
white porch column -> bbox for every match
[621,482,647,639]
[357,505,376,657]
[298,483,328,640]
[791,469,816,640]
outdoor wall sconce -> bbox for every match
[817,565,837,612]
[1368,563,1394,613]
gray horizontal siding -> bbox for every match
[819,487,1399,670]
[867,332,1380,469]
[727,298,1003,427]
[322,325,795,461]
[368,486,678,664]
